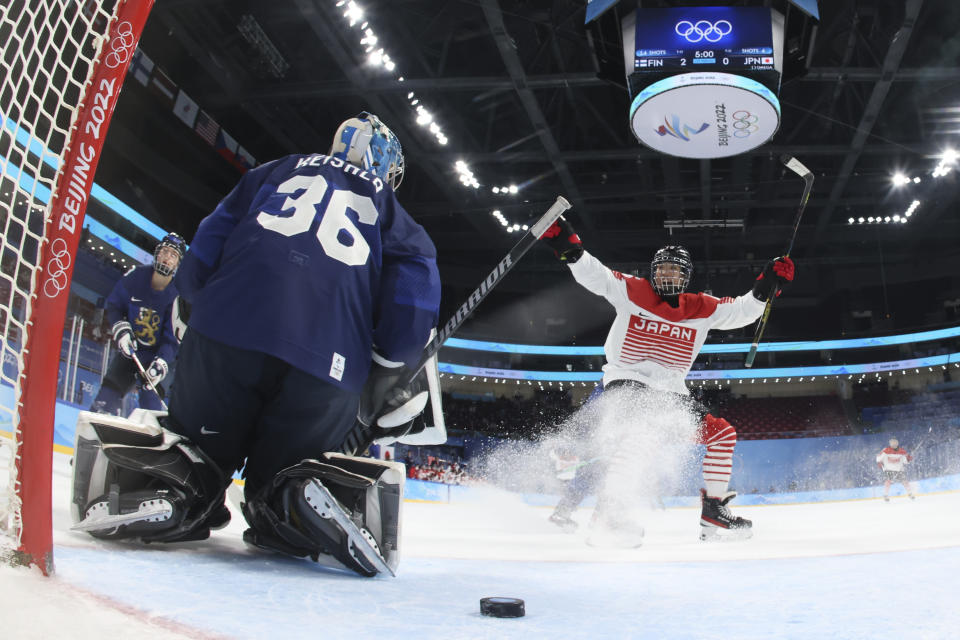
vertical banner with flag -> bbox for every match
[194,110,219,146]
[148,67,177,108]
[235,146,257,172]
[173,90,199,128]
[128,48,153,86]
[215,128,239,163]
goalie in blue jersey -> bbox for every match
[70,113,441,577]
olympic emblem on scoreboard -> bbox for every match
[732,110,759,138]
[675,20,733,43]
[103,21,135,69]
[43,237,72,298]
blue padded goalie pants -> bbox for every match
[166,329,360,499]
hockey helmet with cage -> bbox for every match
[331,112,405,190]
[154,232,186,277]
[889,438,899,449]
[650,245,693,298]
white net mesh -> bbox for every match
[0,0,120,557]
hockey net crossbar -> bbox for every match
[0,0,153,573]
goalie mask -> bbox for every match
[331,112,405,190]
[154,233,186,277]
[650,245,693,298]
[889,438,899,449]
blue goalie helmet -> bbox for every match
[331,112,405,190]
[154,232,186,277]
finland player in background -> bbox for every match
[70,113,441,578]
[89,233,185,415]
[540,217,795,544]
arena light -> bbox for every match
[891,173,911,187]
[335,1,451,149]
[455,160,479,188]
[904,199,920,218]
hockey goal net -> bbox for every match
[0,0,152,573]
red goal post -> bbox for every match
[0,0,154,574]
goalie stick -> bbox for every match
[340,195,572,455]
[745,156,814,368]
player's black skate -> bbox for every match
[699,489,753,541]
[549,510,578,532]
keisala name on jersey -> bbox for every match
[631,317,694,342]
[296,154,385,192]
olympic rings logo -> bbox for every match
[675,20,732,43]
[732,110,759,138]
[43,238,72,298]
[103,21,135,69]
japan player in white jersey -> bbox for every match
[541,216,794,544]
[876,437,917,501]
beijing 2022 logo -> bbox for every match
[43,237,72,298]
[733,110,759,138]
[655,115,710,141]
[675,20,732,43]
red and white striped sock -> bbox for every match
[701,415,737,498]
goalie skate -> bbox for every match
[699,489,753,542]
[299,478,394,577]
[71,497,174,534]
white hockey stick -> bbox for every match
[341,195,572,455]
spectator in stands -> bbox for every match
[90,233,185,415]
[876,437,917,501]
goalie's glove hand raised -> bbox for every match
[145,357,168,388]
[540,216,584,263]
[752,256,795,301]
[111,321,137,358]
[358,356,429,441]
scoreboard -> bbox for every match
[623,6,785,159]
[631,6,779,75]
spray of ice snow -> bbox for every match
[474,384,702,525]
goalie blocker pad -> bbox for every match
[241,453,405,577]
[71,409,229,543]
[375,347,446,447]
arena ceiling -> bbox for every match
[95,0,960,344]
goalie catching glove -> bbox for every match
[357,352,429,441]
[752,256,795,301]
[540,216,584,263]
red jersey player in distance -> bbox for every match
[876,437,917,501]
[541,216,794,544]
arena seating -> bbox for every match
[860,388,960,432]
[703,395,851,440]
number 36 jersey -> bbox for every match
[176,153,441,393]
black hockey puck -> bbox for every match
[480,597,525,618]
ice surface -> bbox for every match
[2,450,958,639]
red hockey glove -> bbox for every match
[540,216,584,263]
[752,256,795,301]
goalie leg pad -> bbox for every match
[242,454,405,577]
[71,410,229,542]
